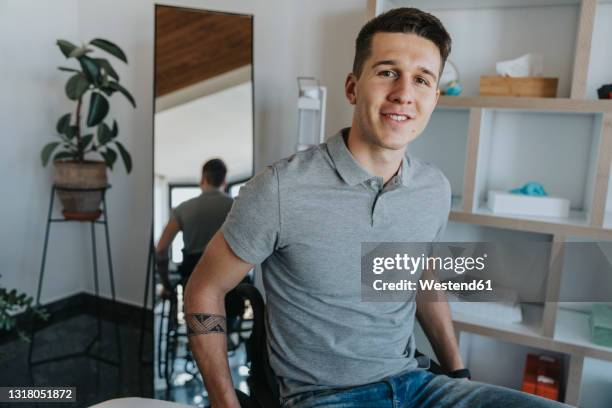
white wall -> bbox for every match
[154,82,253,184]
[0,0,91,304]
[1,0,368,306]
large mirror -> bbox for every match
[153,5,253,404]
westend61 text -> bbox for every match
[372,279,493,292]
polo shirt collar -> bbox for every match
[397,154,411,187]
[327,128,411,187]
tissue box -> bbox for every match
[487,190,570,218]
[591,304,612,347]
[480,77,558,97]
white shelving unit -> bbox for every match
[370,0,612,406]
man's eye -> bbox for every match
[415,76,431,87]
[379,70,397,78]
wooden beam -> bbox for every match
[564,353,584,406]
[437,95,612,114]
[589,114,612,226]
[570,0,597,99]
[449,210,612,240]
[367,0,378,19]
[542,235,566,338]
[462,108,482,212]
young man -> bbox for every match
[156,158,233,298]
[184,8,568,408]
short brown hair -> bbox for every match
[353,7,452,78]
[202,158,227,187]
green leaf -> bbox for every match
[90,38,127,63]
[111,120,118,138]
[56,113,71,135]
[41,142,60,166]
[57,39,78,58]
[69,46,93,59]
[86,92,109,126]
[93,58,119,81]
[53,151,75,161]
[97,122,112,145]
[100,86,115,96]
[79,56,101,86]
[58,66,80,73]
[107,81,136,108]
[115,141,132,173]
[101,147,117,170]
[65,126,78,140]
[65,73,90,100]
[80,134,94,150]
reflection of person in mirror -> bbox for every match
[155,158,233,300]
[183,8,568,408]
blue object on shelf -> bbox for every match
[445,81,462,96]
[509,182,548,196]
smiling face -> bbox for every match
[345,32,442,152]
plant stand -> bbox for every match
[28,184,122,369]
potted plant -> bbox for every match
[41,38,136,220]
[0,278,49,352]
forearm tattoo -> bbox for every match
[185,313,226,336]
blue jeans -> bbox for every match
[280,369,569,408]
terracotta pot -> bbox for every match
[53,161,108,220]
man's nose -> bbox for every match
[388,76,415,104]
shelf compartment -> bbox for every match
[470,110,602,220]
[451,303,612,361]
[554,308,612,361]
[452,302,544,341]
[557,238,612,305]
[408,108,469,201]
[457,332,569,400]
[578,357,612,408]
[378,1,580,97]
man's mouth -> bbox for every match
[381,112,414,122]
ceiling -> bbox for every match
[155,6,253,97]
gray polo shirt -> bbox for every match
[173,188,233,255]
[222,128,450,398]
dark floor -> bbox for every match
[0,285,252,408]
[0,295,154,408]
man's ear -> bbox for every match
[345,73,358,105]
[435,87,440,104]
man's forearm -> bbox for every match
[416,269,464,372]
[155,252,172,289]
[185,292,239,408]
[416,298,464,372]
[183,232,254,407]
